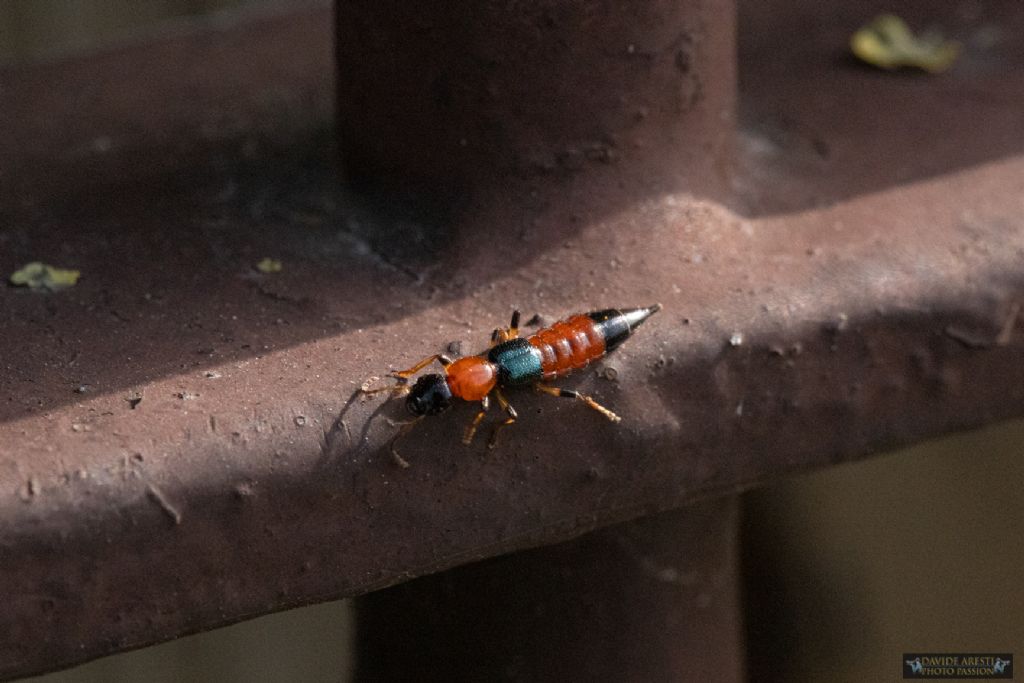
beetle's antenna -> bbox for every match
[359,375,411,399]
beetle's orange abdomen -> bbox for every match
[528,314,606,380]
[445,356,498,400]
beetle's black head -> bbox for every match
[406,374,453,416]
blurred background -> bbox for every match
[5,2,1022,681]
[0,1,252,64]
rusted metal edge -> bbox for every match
[2,3,1024,680]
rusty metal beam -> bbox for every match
[1,1,1023,679]
[334,0,735,216]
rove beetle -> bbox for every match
[362,304,661,466]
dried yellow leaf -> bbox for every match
[851,14,960,73]
[256,258,283,274]
[9,262,81,291]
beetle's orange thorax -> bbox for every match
[445,356,497,401]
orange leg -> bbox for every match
[462,395,490,446]
[487,388,518,449]
[360,353,452,397]
[390,353,452,380]
[535,384,621,423]
[506,310,521,339]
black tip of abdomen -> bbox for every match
[588,304,661,351]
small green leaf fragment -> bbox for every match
[851,14,961,73]
[256,258,283,274]
[9,262,81,291]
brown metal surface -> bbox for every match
[1,0,1023,679]
[355,499,742,682]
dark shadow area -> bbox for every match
[354,501,741,683]
[4,1,1023,422]
[736,0,1024,216]
[741,419,1024,681]
[3,1,1023,423]
[0,130,437,422]
[0,1,732,422]
[741,492,873,682]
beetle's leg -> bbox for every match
[361,353,453,397]
[535,384,621,423]
[487,388,518,449]
[489,310,522,347]
[462,394,490,446]
[390,353,453,380]
[506,310,521,339]
[387,416,423,468]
